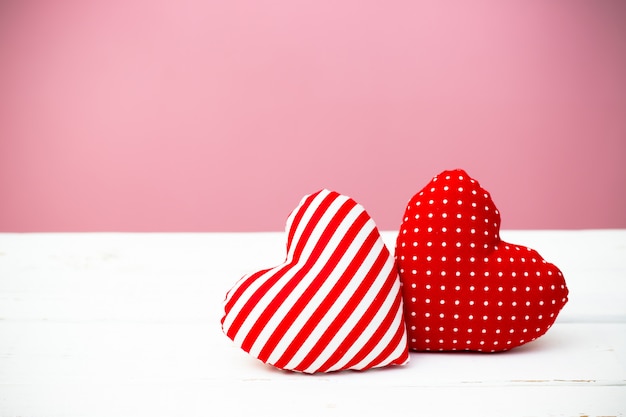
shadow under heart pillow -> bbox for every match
[395,169,569,352]
[221,189,409,373]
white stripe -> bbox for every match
[233,193,350,349]
[285,189,333,262]
[350,285,405,370]
[221,190,331,334]
[221,268,279,334]
[247,196,360,358]
[282,218,379,369]
[322,254,398,372]
[374,316,410,369]
[265,216,376,366]
[300,238,393,373]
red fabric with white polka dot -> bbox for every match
[395,169,569,352]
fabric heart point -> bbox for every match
[395,169,569,352]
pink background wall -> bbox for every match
[1,0,625,232]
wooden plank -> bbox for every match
[0,231,625,416]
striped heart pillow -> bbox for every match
[221,189,409,373]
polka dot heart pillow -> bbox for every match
[396,169,568,352]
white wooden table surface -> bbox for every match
[1,230,625,417]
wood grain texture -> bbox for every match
[1,230,625,416]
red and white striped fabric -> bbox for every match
[221,189,409,373]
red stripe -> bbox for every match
[239,194,355,353]
[362,304,409,369]
[223,191,320,316]
[260,210,371,365]
[294,245,389,371]
[316,253,397,373]
[221,268,271,328]
[341,283,404,370]
[272,218,376,369]
[285,190,323,258]
[224,191,337,341]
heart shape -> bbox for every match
[395,169,569,352]
[221,189,409,373]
